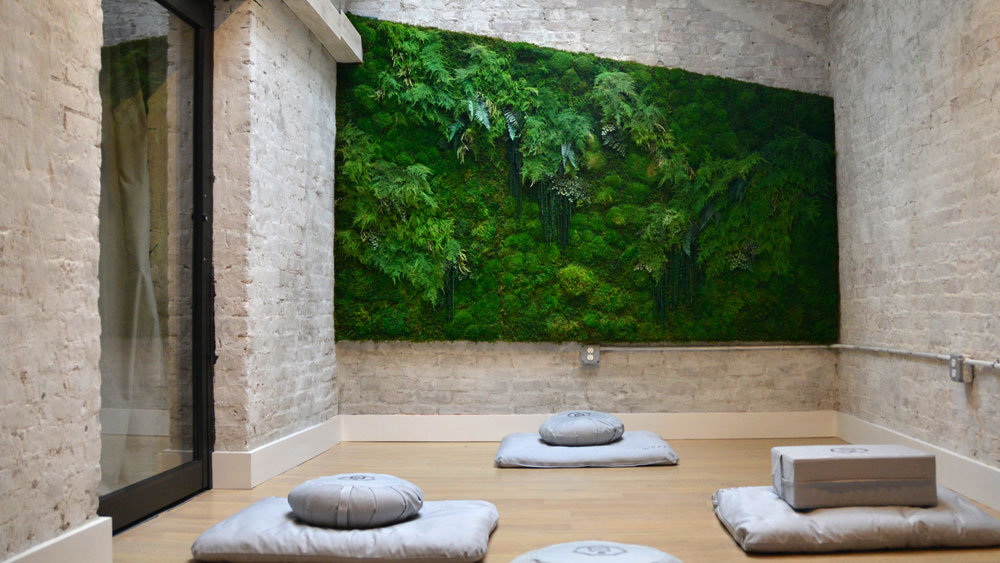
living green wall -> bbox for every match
[335,16,838,343]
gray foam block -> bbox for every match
[771,444,936,509]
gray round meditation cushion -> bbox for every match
[287,473,423,529]
[511,540,682,562]
[539,410,625,446]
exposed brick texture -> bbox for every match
[831,0,1000,467]
[213,0,257,453]
[213,0,339,451]
[0,0,104,557]
[337,342,837,415]
[347,0,831,95]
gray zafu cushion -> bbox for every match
[539,411,625,446]
[713,485,1000,553]
[511,540,682,562]
[495,431,679,468]
[191,497,499,563]
[288,473,423,528]
[771,444,936,509]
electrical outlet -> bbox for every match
[948,354,964,382]
[581,345,600,365]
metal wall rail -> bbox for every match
[597,345,830,352]
[580,344,829,365]
[581,343,1000,382]
[832,343,1000,370]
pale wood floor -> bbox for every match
[114,438,1000,562]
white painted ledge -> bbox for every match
[213,417,341,489]
[339,411,839,441]
[5,517,111,563]
[284,0,363,62]
[836,413,1000,512]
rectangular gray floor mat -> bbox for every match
[713,485,1000,553]
[495,431,679,468]
[192,498,499,562]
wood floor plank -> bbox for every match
[113,438,1000,562]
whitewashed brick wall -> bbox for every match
[0,0,104,557]
[347,0,831,95]
[337,342,837,415]
[213,0,339,451]
[831,0,1000,467]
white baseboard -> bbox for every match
[212,417,342,489]
[339,410,838,442]
[836,413,1000,511]
[5,517,111,563]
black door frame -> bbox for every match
[97,0,214,533]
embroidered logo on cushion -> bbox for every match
[830,447,869,454]
[568,411,593,417]
[339,474,376,480]
[572,544,628,556]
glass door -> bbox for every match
[98,0,213,532]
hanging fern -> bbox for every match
[502,108,526,217]
[507,137,524,217]
[442,261,458,321]
[536,176,586,250]
[537,178,557,244]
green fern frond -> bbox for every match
[560,143,577,170]
[468,97,491,130]
[503,108,522,140]
[447,121,465,142]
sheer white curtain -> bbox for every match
[98,42,166,493]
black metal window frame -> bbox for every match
[97,0,214,533]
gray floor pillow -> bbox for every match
[713,485,1000,553]
[511,540,682,562]
[495,431,679,468]
[539,411,625,446]
[191,498,499,562]
[288,473,423,528]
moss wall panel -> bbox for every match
[335,17,838,343]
